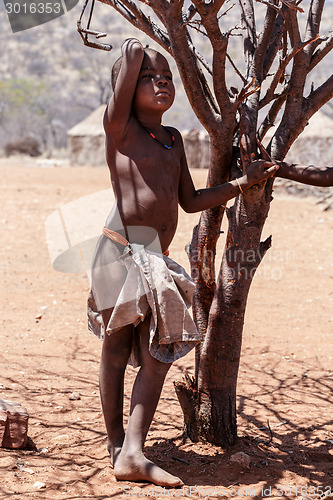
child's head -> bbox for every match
[111,46,175,117]
[111,47,174,96]
[132,48,175,116]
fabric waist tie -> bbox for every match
[102,226,169,256]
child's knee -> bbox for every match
[102,327,134,365]
[143,355,172,377]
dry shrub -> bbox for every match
[4,137,41,157]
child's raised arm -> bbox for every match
[104,39,144,137]
[276,162,333,187]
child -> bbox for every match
[87,38,278,487]
[276,162,333,187]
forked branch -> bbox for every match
[309,34,333,72]
[260,34,320,108]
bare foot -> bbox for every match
[114,451,184,487]
[107,441,122,468]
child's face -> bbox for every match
[133,50,175,116]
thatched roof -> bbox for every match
[68,105,106,137]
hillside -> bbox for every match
[0,0,332,151]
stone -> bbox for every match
[230,451,251,469]
[33,481,46,489]
[0,399,29,449]
[69,392,81,400]
[0,408,7,447]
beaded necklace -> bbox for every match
[141,124,175,150]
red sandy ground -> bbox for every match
[0,159,332,500]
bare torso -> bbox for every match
[105,118,183,252]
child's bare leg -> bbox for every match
[99,310,134,467]
[114,316,183,487]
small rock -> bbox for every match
[16,458,24,471]
[230,451,251,468]
[22,467,34,474]
[69,392,81,401]
[35,313,42,320]
[38,447,49,454]
[33,481,46,489]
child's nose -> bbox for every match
[155,75,168,85]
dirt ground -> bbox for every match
[0,158,332,500]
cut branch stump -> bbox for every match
[0,399,29,449]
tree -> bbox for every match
[87,0,333,447]
[0,77,52,147]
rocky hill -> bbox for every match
[0,0,332,152]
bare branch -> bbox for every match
[304,74,333,118]
[304,0,325,59]
[260,34,319,108]
[192,0,226,16]
[212,34,233,114]
[309,34,333,72]
[187,39,213,75]
[255,0,280,13]
[239,0,256,76]
[182,3,197,23]
[185,19,208,37]
[281,0,321,122]
[180,13,217,107]
[282,2,302,48]
[98,0,172,52]
[166,13,219,130]
[270,74,333,160]
[211,0,226,15]
[189,0,233,114]
[235,76,260,106]
[258,93,287,140]
[280,0,304,13]
[136,0,166,11]
[226,53,247,84]
[255,0,279,81]
[142,0,174,29]
[262,13,285,79]
[217,2,236,19]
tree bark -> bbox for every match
[175,173,273,446]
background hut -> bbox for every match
[67,106,211,168]
[265,110,333,165]
[68,108,333,169]
[67,105,106,167]
[182,129,210,169]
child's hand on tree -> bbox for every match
[241,160,279,190]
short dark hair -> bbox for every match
[111,47,159,91]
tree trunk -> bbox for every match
[175,174,273,447]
